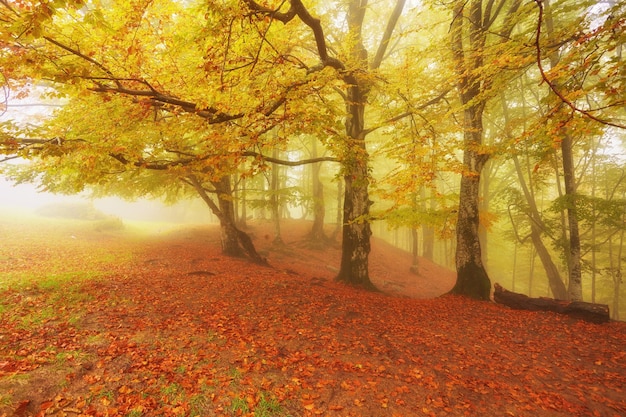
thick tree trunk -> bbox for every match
[450,146,491,300]
[448,0,495,300]
[494,283,610,324]
[337,155,374,289]
[335,0,384,289]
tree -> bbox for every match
[244,0,410,288]
[446,0,524,300]
[532,0,626,300]
[0,0,337,262]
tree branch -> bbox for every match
[362,88,451,136]
[533,0,626,130]
[244,0,345,71]
[243,151,337,166]
[371,0,407,70]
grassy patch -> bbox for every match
[161,382,185,405]
[0,393,13,409]
[126,409,143,417]
[229,396,249,414]
[189,393,212,417]
[18,305,57,329]
[255,392,290,417]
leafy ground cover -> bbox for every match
[1,212,625,417]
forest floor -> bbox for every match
[1,213,625,417]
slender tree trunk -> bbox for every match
[529,247,536,297]
[479,160,491,269]
[543,0,583,301]
[512,243,517,292]
[561,135,583,300]
[608,190,625,320]
[410,227,419,274]
[421,187,435,260]
[270,148,283,245]
[591,155,597,303]
[309,139,326,242]
[512,155,568,299]
[239,177,248,228]
[333,178,343,240]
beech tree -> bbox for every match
[0,0,337,262]
[445,0,526,299]
[532,0,626,300]
[242,0,412,287]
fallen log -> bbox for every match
[493,283,610,324]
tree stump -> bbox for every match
[493,283,610,324]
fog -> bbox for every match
[0,177,212,225]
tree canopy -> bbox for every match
[1,0,625,308]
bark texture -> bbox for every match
[494,283,610,324]
[189,175,266,264]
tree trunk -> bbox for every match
[270,147,283,245]
[543,0,583,301]
[561,135,583,300]
[410,227,419,274]
[479,160,491,269]
[421,187,435,260]
[337,147,374,289]
[333,178,343,240]
[336,0,380,288]
[309,139,326,242]
[448,0,495,300]
[494,283,610,324]
[512,155,568,299]
[188,175,266,264]
[451,144,491,299]
[239,176,248,229]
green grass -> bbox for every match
[0,270,105,293]
[228,367,243,382]
[0,393,13,409]
[189,394,212,417]
[230,397,249,414]
[161,383,185,404]
[255,392,289,417]
[126,409,143,417]
[18,305,57,329]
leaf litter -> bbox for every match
[0,218,625,417]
